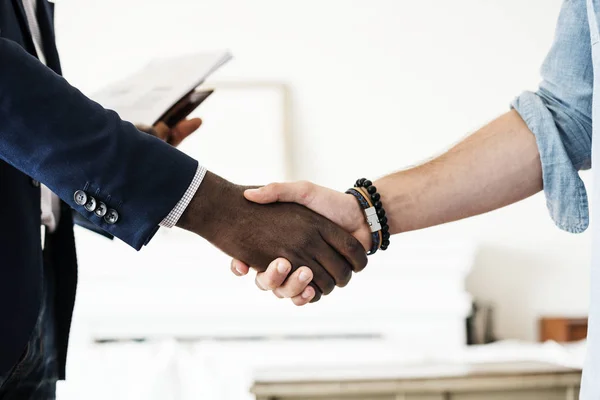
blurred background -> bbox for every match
[52,0,590,398]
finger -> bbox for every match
[152,121,171,141]
[291,285,316,306]
[175,118,203,134]
[315,244,354,288]
[307,257,336,296]
[171,118,203,146]
[309,283,322,303]
[255,258,292,291]
[272,266,313,298]
[244,181,318,206]
[230,259,250,276]
[322,224,368,273]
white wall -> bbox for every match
[55,0,591,342]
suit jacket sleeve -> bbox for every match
[0,38,199,250]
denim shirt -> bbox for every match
[512,1,600,397]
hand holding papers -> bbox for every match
[91,51,232,127]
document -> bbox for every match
[91,51,232,126]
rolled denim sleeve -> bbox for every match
[511,0,593,233]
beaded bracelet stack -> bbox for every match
[345,178,390,255]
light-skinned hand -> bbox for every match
[231,181,371,305]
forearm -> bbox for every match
[177,171,233,239]
[377,110,543,234]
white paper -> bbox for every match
[91,51,232,125]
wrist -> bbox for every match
[177,171,236,240]
[343,193,373,252]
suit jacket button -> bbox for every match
[31,179,40,188]
[74,190,87,205]
[95,202,108,217]
[104,209,119,224]
[84,196,97,212]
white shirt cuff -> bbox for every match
[159,165,207,228]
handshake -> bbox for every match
[150,109,535,306]
[176,172,379,305]
[146,119,391,305]
[144,120,389,305]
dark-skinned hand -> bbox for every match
[176,172,368,300]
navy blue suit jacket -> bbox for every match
[0,0,198,378]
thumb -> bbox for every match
[244,182,314,205]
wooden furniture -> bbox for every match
[540,318,588,343]
[251,361,581,400]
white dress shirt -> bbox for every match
[23,0,205,236]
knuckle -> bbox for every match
[274,283,294,298]
[345,236,362,255]
[256,274,273,291]
[268,182,281,191]
[267,182,284,198]
[311,266,335,295]
[296,181,314,203]
[344,237,368,272]
[337,267,353,288]
[262,276,277,290]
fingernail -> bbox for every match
[235,266,243,275]
[245,188,260,193]
[299,271,310,282]
[301,288,313,299]
[277,261,290,274]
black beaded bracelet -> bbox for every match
[354,178,390,251]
